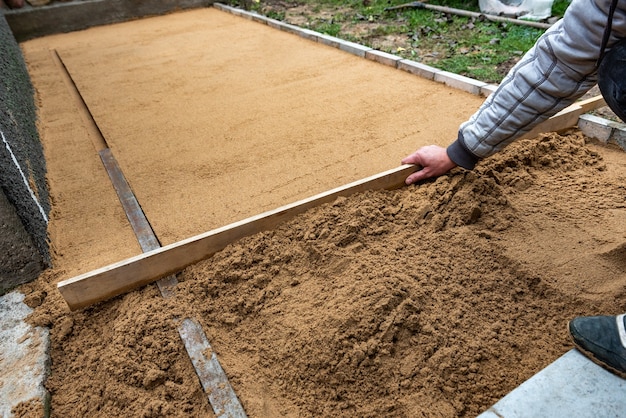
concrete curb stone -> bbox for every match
[365,49,402,68]
[434,70,487,96]
[397,59,441,80]
[578,113,626,151]
[0,291,50,417]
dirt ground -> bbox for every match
[12,6,626,418]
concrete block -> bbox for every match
[213,3,251,19]
[481,83,499,97]
[294,27,320,42]
[397,59,440,80]
[250,12,268,24]
[266,18,283,29]
[337,39,371,57]
[478,349,626,418]
[434,70,487,95]
[578,114,613,143]
[578,113,626,152]
[611,126,626,151]
[0,291,50,417]
[364,49,401,68]
[267,18,300,33]
[266,19,319,43]
[315,33,341,48]
[212,2,233,12]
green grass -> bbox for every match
[380,7,544,81]
[551,0,571,17]
[315,21,343,36]
[246,0,571,83]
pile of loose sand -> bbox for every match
[23,132,626,417]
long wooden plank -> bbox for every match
[101,148,245,415]
[179,318,247,418]
[57,95,605,310]
[99,148,178,298]
[99,149,161,251]
[57,164,418,310]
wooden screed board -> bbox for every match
[57,165,418,310]
[58,90,606,313]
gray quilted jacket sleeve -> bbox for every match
[447,0,626,169]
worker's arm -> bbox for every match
[404,0,626,184]
[449,0,626,169]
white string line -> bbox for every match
[617,314,626,349]
[1,129,48,224]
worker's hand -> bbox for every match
[401,145,457,185]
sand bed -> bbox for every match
[21,7,483,272]
[15,6,626,418]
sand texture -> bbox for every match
[14,6,626,418]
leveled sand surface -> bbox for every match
[15,7,626,417]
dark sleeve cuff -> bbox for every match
[446,133,480,170]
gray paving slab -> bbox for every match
[0,291,50,417]
[478,349,626,418]
[579,114,615,142]
[481,83,499,97]
[337,39,372,57]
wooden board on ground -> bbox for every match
[57,164,418,310]
[102,142,246,417]
[56,96,607,311]
[178,318,248,418]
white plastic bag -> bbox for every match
[478,0,555,20]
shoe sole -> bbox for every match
[567,321,626,380]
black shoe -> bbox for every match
[568,314,626,379]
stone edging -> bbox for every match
[578,113,626,149]
[213,2,498,98]
[0,291,50,417]
[213,2,626,150]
